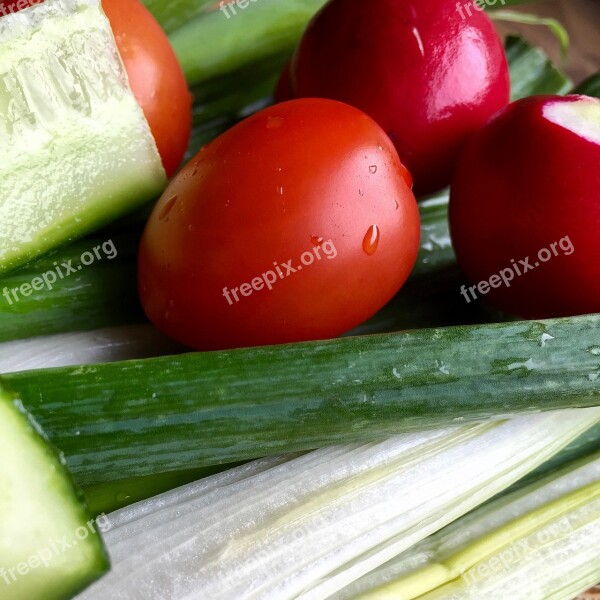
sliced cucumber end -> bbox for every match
[0,381,109,600]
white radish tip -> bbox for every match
[543,96,600,145]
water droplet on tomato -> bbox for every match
[159,196,177,220]
[188,224,195,232]
[394,200,399,210]
[369,165,378,174]
[359,189,364,196]
[363,225,380,256]
[311,235,324,246]
[277,185,284,195]
[267,116,284,129]
[378,145,383,151]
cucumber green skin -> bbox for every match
[0,383,108,599]
[4,315,599,489]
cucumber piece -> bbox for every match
[0,381,108,599]
[4,314,600,488]
[0,0,166,274]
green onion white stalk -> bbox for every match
[76,410,600,600]
[337,450,600,600]
[0,326,184,374]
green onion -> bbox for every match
[0,326,183,374]
[141,0,215,35]
[74,410,600,599]
[4,314,600,489]
[169,0,327,88]
[491,12,570,58]
[0,232,142,343]
[339,450,600,600]
[84,419,600,517]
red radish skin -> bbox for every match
[274,61,294,103]
[289,0,510,196]
[450,95,600,319]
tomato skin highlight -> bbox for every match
[450,95,600,319]
[102,0,191,177]
[139,99,420,351]
[289,0,510,196]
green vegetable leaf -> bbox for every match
[572,72,600,98]
[505,35,572,100]
[490,10,569,58]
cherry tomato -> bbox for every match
[450,95,600,319]
[139,99,420,350]
[102,0,192,177]
[288,0,510,196]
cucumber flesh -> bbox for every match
[0,381,108,599]
[0,0,166,274]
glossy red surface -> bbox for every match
[289,0,510,195]
[450,95,600,318]
[138,99,420,350]
[102,0,191,177]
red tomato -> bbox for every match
[288,0,510,196]
[102,0,192,177]
[450,95,600,319]
[139,99,420,350]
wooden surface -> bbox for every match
[494,0,600,83]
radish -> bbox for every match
[287,0,510,195]
[450,95,600,319]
